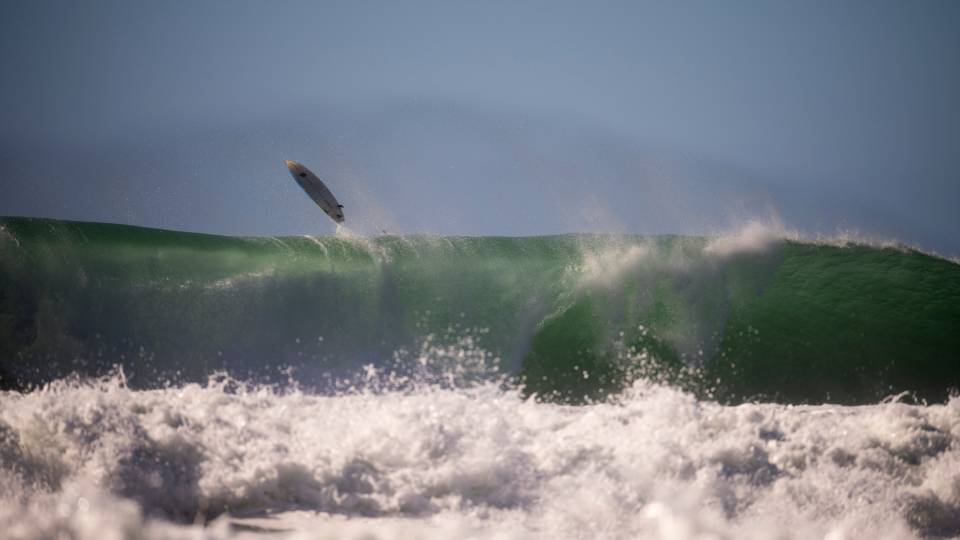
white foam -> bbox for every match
[577,244,650,288]
[704,220,788,258]
[2,374,958,539]
[702,219,954,263]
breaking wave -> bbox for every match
[2,217,958,404]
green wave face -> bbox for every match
[1,217,958,404]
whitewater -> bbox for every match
[2,217,960,539]
[3,373,960,539]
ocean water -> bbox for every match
[1,217,960,539]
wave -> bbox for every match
[1,217,958,404]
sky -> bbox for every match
[1,1,958,253]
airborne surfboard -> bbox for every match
[284,160,345,224]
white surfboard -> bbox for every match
[284,160,345,224]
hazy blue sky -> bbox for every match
[1,1,958,253]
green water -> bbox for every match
[1,217,958,404]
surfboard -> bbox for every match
[284,160,345,224]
